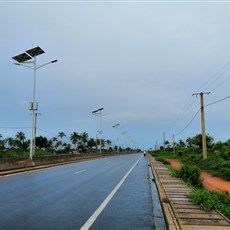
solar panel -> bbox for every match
[12,53,32,63]
[26,46,45,57]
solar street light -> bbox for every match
[112,123,120,152]
[92,108,104,154]
[13,47,57,160]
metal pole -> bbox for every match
[116,128,119,153]
[30,56,36,160]
[99,110,102,154]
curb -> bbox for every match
[148,154,180,230]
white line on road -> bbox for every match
[74,169,87,175]
[80,155,143,230]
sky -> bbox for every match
[1,0,230,150]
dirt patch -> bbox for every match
[167,159,230,195]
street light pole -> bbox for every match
[112,123,120,152]
[122,131,127,152]
[13,47,57,160]
[92,107,104,154]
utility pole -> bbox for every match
[193,92,210,159]
[163,131,166,152]
[173,134,176,156]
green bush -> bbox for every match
[170,164,203,188]
[189,189,230,219]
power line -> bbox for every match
[36,127,58,137]
[165,95,199,134]
[174,94,230,137]
[0,127,30,129]
[197,61,230,93]
[209,74,230,93]
[175,108,200,136]
[205,95,230,108]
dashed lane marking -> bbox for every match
[74,169,87,175]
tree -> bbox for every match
[35,136,51,149]
[186,134,214,149]
[80,132,89,145]
[58,132,66,140]
[105,140,112,150]
[70,132,80,150]
[176,139,186,147]
[78,132,89,153]
[15,131,26,144]
[0,134,5,151]
[87,138,96,150]
[15,132,29,150]
[6,137,17,149]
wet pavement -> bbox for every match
[0,153,166,230]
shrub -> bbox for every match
[170,165,202,188]
[189,189,230,219]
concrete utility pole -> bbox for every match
[193,92,210,159]
[163,132,166,152]
[173,134,176,156]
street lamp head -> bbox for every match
[92,107,104,114]
[51,59,58,63]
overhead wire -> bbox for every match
[205,95,230,108]
[0,127,30,130]
[175,108,200,136]
[36,127,59,137]
[197,61,230,93]
[167,61,230,138]
[209,73,230,93]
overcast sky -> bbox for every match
[1,1,230,150]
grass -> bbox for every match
[189,189,230,219]
[152,150,230,220]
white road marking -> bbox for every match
[80,155,143,230]
[74,169,87,175]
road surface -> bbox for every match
[0,153,166,230]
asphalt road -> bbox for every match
[0,153,166,230]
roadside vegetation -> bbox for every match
[0,131,139,158]
[150,133,230,219]
[151,134,230,181]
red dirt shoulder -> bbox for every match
[166,159,230,195]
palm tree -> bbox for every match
[6,137,16,149]
[15,131,29,150]
[0,134,5,150]
[87,138,96,150]
[57,132,66,151]
[51,137,58,151]
[81,132,89,145]
[15,131,26,144]
[70,132,80,150]
[58,132,66,140]
[55,141,62,151]
[105,139,112,150]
